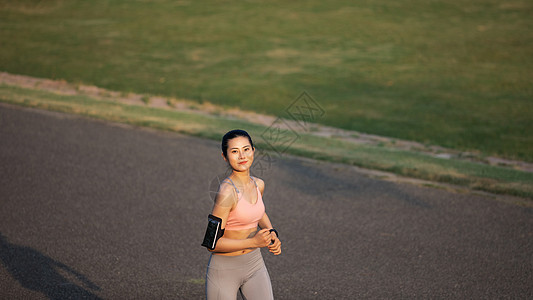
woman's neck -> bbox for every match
[230,171,252,186]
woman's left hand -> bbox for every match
[268,235,282,255]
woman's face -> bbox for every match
[224,136,254,172]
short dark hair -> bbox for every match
[221,129,254,158]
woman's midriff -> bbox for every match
[213,227,258,256]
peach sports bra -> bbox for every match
[224,177,265,231]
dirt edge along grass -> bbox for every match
[1,83,532,201]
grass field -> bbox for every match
[0,0,532,161]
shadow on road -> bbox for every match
[0,232,101,300]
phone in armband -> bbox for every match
[201,214,223,250]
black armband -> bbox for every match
[201,214,224,250]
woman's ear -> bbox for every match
[221,152,227,161]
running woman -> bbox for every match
[204,129,281,300]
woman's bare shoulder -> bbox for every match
[252,176,265,193]
[215,181,238,208]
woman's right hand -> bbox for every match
[252,229,272,248]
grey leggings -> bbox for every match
[206,248,274,300]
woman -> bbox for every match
[204,129,281,300]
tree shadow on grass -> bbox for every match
[0,232,101,300]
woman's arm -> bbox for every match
[258,213,282,255]
[210,229,271,253]
[255,178,282,255]
[209,203,271,253]
[255,178,275,232]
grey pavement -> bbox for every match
[0,103,531,299]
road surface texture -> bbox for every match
[0,103,531,299]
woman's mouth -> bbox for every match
[238,161,248,165]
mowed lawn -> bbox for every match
[1,0,531,161]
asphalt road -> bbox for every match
[0,103,531,299]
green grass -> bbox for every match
[0,0,532,161]
[1,84,532,201]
